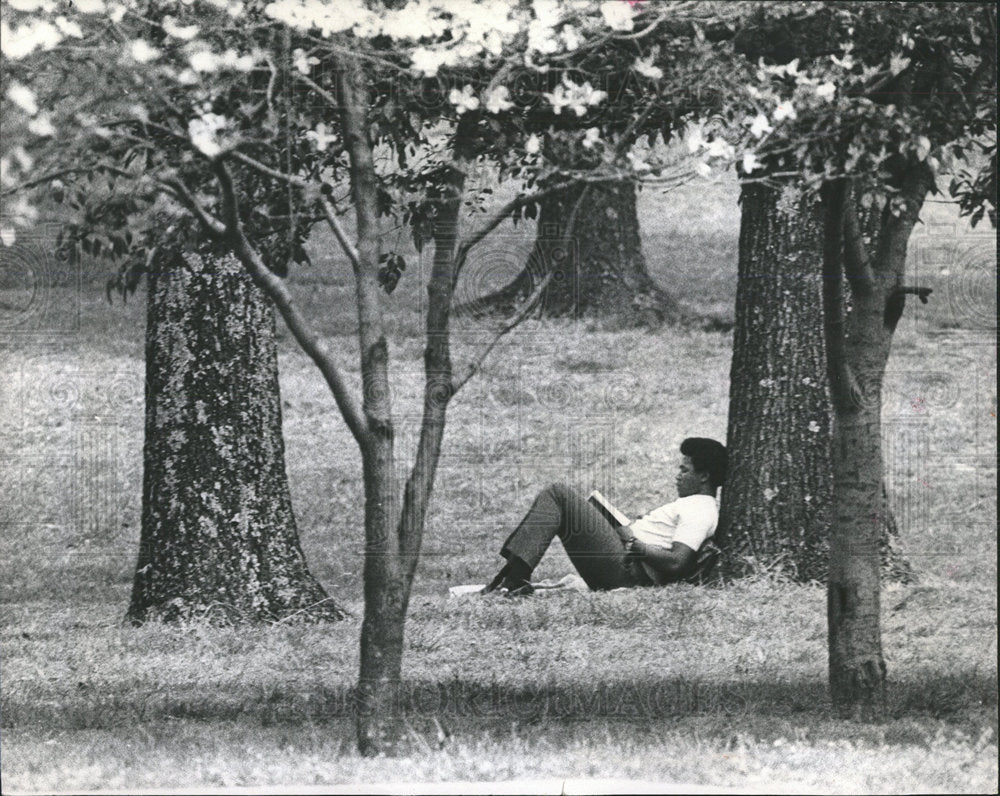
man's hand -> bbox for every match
[632,539,698,582]
[615,522,636,545]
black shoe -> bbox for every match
[482,564,511,594]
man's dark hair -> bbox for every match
[680,437,728,492]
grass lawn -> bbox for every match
[0,179,996,793]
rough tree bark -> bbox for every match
[822,167,934,719]
[716,183,833,582]
[128,248,343,624]
[464,178,687,326]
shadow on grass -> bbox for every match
[4,672,995,734]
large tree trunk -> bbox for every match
[127,249,343,624]
[717,184,833,582]
[463,179,688,326]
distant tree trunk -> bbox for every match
[465,179,687,326]
[716,184,833,582]
[823,167,933,719]
[127,249,343,624]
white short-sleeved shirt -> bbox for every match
[629,495,718,582]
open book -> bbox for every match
[587,490,631,528]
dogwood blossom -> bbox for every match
[6,82,39,115]
[815,82,836,101]
[582,127,601,148]
[448,85,480,115]
[130,39,160,63]
[27,115,55,136]
[773,102,797,122]
[742,152,760,173]
[634,52,663,80]
[292,47,319,74]
[749,113,773,138]
[600,0,633,31]
[305,122,336,151]
[188,113,228,157]
[484,86,514,114]
[543,77,607,116]
[162,16,200,40]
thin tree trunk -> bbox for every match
[128,249,342,624]
[463,179,688,326]
[823,168,932,718]
[717,184,833,582]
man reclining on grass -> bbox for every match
[483,437,727,596]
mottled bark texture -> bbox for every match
[718,185,910,584]
[464,179,685,326]
[128,250,343,624]
[717,184,833,582]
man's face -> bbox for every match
[676,455,707,498]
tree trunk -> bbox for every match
[824,169,932,719]
[828,400,887,718]
[464,179,688,326]
[717,184,833,582]
[127,249,343,624]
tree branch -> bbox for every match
[450,269,556,395]
[227,149,360,268]
[821,179,860,412]
[452,181,592,393]
[842,185,876,297]
[211,159,368,447]
[158,177,227,237]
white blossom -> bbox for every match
[6,83,39,115]
[305,122,336,151]
[830,53,854,70]
[600,0,634,31]
[561,24,580,52]
[582,127,601,149]
[188,114,228,158]
[634,53,663,80]
[71,0,106,12]
[742,152,761,173]
[292,47,319,75]
[1,20,62,59]
[816,82,836,101]
[889,53,911,76]
[773,101,797,121]
[695,162,712,178]
[448,85,480,115]
[543,78,607,116]
[131,39,160,63]
[28,115,56,136]
[808,420,821,433]
[686,126,708,153]
[163,16,200,40]
[915,135,931,161]
[524,134,541,155]
[706,138,734,160]
[749,113,772,138]
[410,46,458,77]
[7,0,55,11]
[484,86,514,114]
[55,16,83,38]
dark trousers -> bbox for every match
[501,483,652,590]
